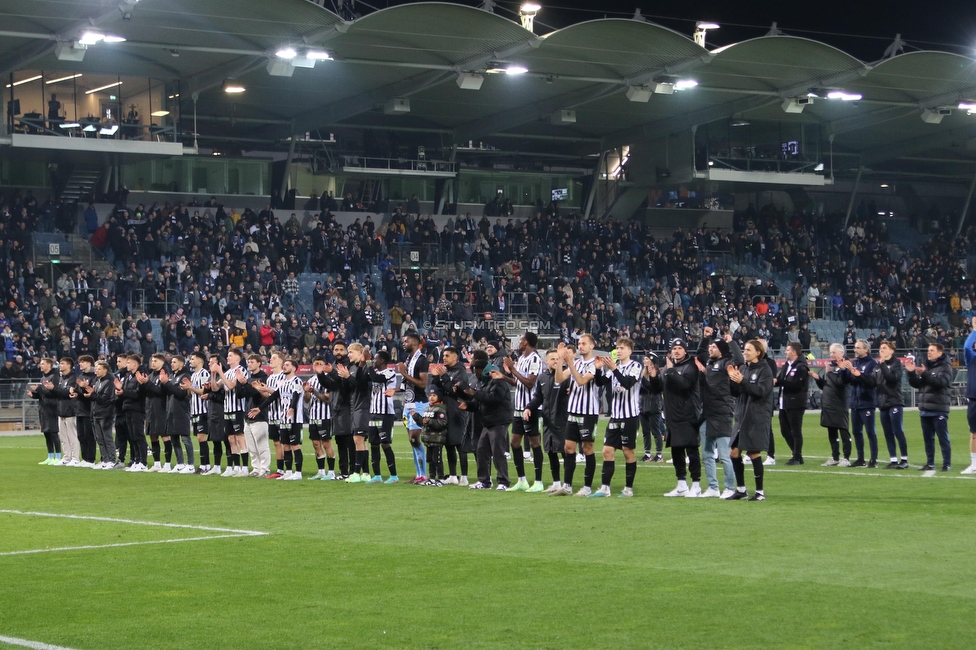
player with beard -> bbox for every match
[551,335,602,497]
[264,352,287,479]
[398,332,430,483]
[501,332,545,492]
[364,350,400,483]
[304,357,337,480]
[241,354,272,477]
[317,341,356,479]
[180,352,213,473]
[213,348,249,477]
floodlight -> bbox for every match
[694,22,719,47]
[520,2,540,31]
[223,79,245,94]
[457,73,485,90]
[307,51,332,60]
[505,66,528,75]
[826,91,861,101]
[103,35,126,43]
[921,108,950,124]
[625,85,652,103]
[674,79,698,90]
[276,47,297,59]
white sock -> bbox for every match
[677,480,688,490]
[691,481,700,490]
[552,481,561,489]
[737,486,747,493]
[601,484,610,491]
[890,457,898,463]
[970,452,976,464]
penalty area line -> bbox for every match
[0,533,264,557]
[0,510,267,536]
[0,634,81,650]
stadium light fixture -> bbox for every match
[103,35,126,43]
[275,47,297,59]
[958,102,976,114]
[223,78,245,94]
[505,65,528,75]
[827,91,862,101]
[46,73,83,85]
[85,81,122,95]
[150,110,170,117]
[694,21,719,47]
[520,3,540,32]
[457,72,485,90]
[307,51,332,61]
[79,32,104,45]
[674,79,698,90]
[4,74,42,88]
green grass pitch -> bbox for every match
[2,412,976,649]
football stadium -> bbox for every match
[2,0,976,648]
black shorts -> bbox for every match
[268,424,280,442]
[968,400,976,433]
[566,414,599,443]
[282,423,303,446]
[224,411,245,435]
[512,410,540,438]
[191,415,209,437]
[604,417,639,449]
[368,415,395,445]
[308,420,332,441]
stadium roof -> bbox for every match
[3,0,976,169]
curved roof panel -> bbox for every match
[855,51,976,104]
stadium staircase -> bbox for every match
[59,165,102,202]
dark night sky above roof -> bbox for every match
[370,0,976,62]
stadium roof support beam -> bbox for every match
[843,163,863,230]
[957,165,976,237]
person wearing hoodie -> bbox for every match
[811,343,854,467]
[906,342,955,471]
[694,327,742,498]
[875,340,909,470]
[647,338,702,498]
[459,357,513,490]
[726,339,774,501]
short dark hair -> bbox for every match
[523,332,538,348]
[403,331,421,343]
[59,357,75,367]
[786,342,802,356]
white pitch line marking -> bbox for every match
[0,510,267,557]
[769,469,976,480]
[0,634,81,650]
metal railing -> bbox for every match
[342,156,455,175]
[12,115,178,142]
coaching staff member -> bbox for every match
[775,342,809,465]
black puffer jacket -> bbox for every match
[874,357,904,409]
[464,376,513,428]
[696,339,743,438]
[646,355,701,447]
[906,353,954,413]
[813,363,850,430]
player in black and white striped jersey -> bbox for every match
[179,352,213,473]
[591,338,643,498]
[264,352,287,479]
[278,358,306,480]
[364,350,399,483]
[304,356,336,480]
[500,332,545,492]
[211,348,249,477]
[552,335,602,497]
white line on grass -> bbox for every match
[0,510,267,557]
[0,634,80,649]
[769,469,976,480]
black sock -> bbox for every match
[751,455,764,492]
[458,450,467,476]
[229,453,239,468]
[338,441,349,474]
[163,439,173,463]
[277,458,284,472]
[383,445,397,475]
[316,455,326,471]
[512,444,526,478]
[293,450,303,472]
[564,451,576,486]
[284,450,293,471]
[601,460,615,487]
[427,446,436,478]
[223,440,232,460]
[151,439,161,462]
[371,445,381,475]
[446,445,458,476]
[548,452,561,482]
[199,442,209,466]
[327,456,335,471]
[213,441,223,465]
[625,461,637,488]
[240,452,249,468]
[359,449,369,474]
[584,453,596,488]
[732,454,746,488]
[532,446,544,482]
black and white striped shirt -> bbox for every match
[514,350,543,410]
[280,375,305,425]
[567,357,600,416]
[223,365,249,413]
[306,375,331,422]
[190,368,210,416]
[609,359,642,420]
[266,371,286,424]
[370,368,398,415]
